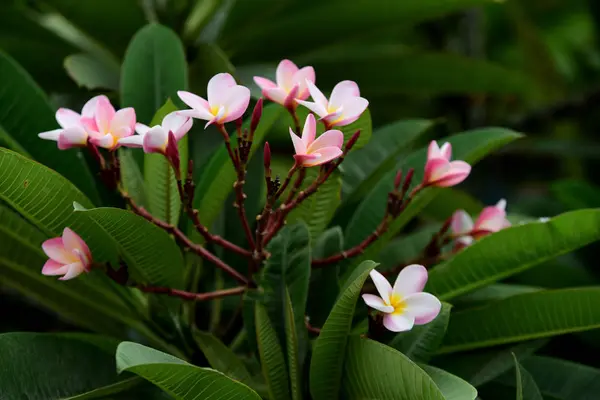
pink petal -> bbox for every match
[433,161,471,187]
[110,108,136,137]
[496,199,507,210]
[451,210,474,235]
[276,59,299,90]
[289,129,307,155]
[81,95,109,118]
[59,262,86,281]
[362,294,394,313]
[369,269,392,304]
[62,228,89,256]
[383,314,415,332]
[90,134,117,149]
[404,292,442,325]
[296,99,327,119]
[221,86,251,123]
[301,113,317,148]
[305,80,329,114]
[162,112,187,134]
[58,128,87,150]
[135,123,151,135]
[178,91,210,112]
[331,97,369,126]
[307,129,343,153]
[292,66,315,100]
[42,259,68,276]
[283,85,299,108]
[440,142,452,160]
[207,73,237,106]
[423,157,450,184]
[427,141,443,160]
[142,126,168,153]
[81,117,99,135]
[253,76,277,90]
[294,153,320,165]
[456,235,474,247]
[303,147,343,167]
[393,264,428,298]
[38,129,62,141]
[42,237,73,264]
[118,136,144,148]
[172,118,193,141]
[474,205,507,233]
[94,97,116,134]
[178,109,214,121]
[329,80,360,109]
[56,108,82,129]
[263,87,288,105]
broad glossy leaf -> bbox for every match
[0,50,98,200]
[453,284,541,307]
[512,353,543,400]
[441,288,600,353]
[64,53,119,90]
[284,288,302,400]
[76,207,184,289]
[117,342,261,399]
[119,148,147,207]
[551,179,600,210]
[193,103,282,229]
[428,209,600,300]
[193,329,253,384]
[421,365,477,400]
[389,302,451,363]
[341,337,445,400]
[309,260,377,399]
[121,24,187,125]
[255,303,291,400]
[62,377,145,400]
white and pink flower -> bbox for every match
[178,73,250,128]
[41,228,92,281]
[362,265,441,332]
[253,59,315,108]
[290,114,343,167]
[422,141,471,187]
[118,111,192,154]
[296,80,368,127]
[452,199,511,247]
[81,97,136,150]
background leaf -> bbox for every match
[193,329,253,384]
[64,53,119,90]
[421,365,478,400]
[512,353,543,400]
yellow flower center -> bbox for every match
[210,105,220,115]
[387,293,407,315]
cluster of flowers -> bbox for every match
[37,59,511,333]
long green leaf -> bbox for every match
[512,353,543,400]
[64,53,119,90]
[551,179,600,210]
[421,365,478,400]
[193,329,253,384]
[116,342,261,399]
[119,148,147,207]
[62,377,145,400]
[0,50,98,201]
[427,209,600,300]
[309,260,378,399]
[341,336,445,400]
[284,288,302,400]
[440,288,600,353]
[255,303,291,400]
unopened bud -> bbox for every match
[394,170,403,190]
[251,98,264,137]
[264,142,271,170]
[401,168,415,197]
[345,130,361,151]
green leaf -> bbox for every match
[341,336,445,400]
[421,188,484,221]
[421,365,478,400]
[64,53,119,90]
[342,119,434,202]
[512,353,543,400]
[309,260,378,399]
[440,288,600,353]
[62,377,145,400]
[117,341,261,399]
[193,329,253,384]
[342,127,522,276]
[389,302,451,363]
[76,207,184,289]
[120,148,147,207]
[378,224,441,270]
[427,209,600,300]
[144,100,186,225]
[284,288,302,400]
[0,332,124,399]
[0,50,98,201]
[255,302,291,400]
[121,23,187,125]
[453,284,541,307]
[193,103,282,229]
[551,179,600,210]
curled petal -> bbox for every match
[404,292,442,325]
[362,294,394,313]
[207,73,237,106]
[369,269,392,304]
[221,85,251,123]
[292,66,316,100]
[95,97,116,134]
[296,99,326,119]
[329,80,360,109]
[56,108,82,129]
[135,123,151,135]
[253,76,277,90]
[283,85,300,108]
[305,80,329,114]
[424,157,450,184]
[383,314,415,332]
[42,237,72,264]
[451,210,474,235]
[42,259,68,276]
[276,59,299,89]
[440,142,452,160]
[142,127,168,153]
[38,129,62,141]
[58,127,87,150]
[308,129,343,153]
[433,161,471,187]
[331,97,368,126]
[427,141,443,160]
[118,135,144,148]
[393,264,428,298]
[301,113,317,148]
[81,95,109,118]
[178,91,210,112]
[302,147,343,167]
[162,112,190,136]
[111,108,136,137]
[174,118,193,141]
[289,129,307,155]
[263,87,288,105]
[59,262,86,281]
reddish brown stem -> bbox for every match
[306,318,321,335]
[135,285,246,301]
[283,167,306,204]
[274,163,299,201]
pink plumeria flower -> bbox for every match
[452,199,511,247]
[362,265,441,332]
[81,96,136,150]
[422,141,471,187]
[253,59,315,108]
[41,228,92,281]
[178,73,250,128]
[38,95,108,150]
[118,111,192,154]
[296,80,368,127]
[290,113,343,167]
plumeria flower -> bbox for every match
[451,199,511,247]
[362,265,441,332]
[178,73,250,128]
[118,111,192,154]
[41,228,92,281]
[422,141,471,187]
[38,95,107,150]
[296,80,368,127]
[290,113,343,167]
[82,96,136,150]
[253,59,315,108]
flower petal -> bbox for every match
[404,292,442,325]
[276,59,298,90]
[427,141,443,160]
[94,96,116,134]
[90,134,117,149]
[329,80,360,109]
[56,108,82,129]
[294,153,320,165]
[383,313,415,332]
[474,204,507,233]
[296,99,327,119]
[42,237,73,264]
[305,80,329,114]
[369,269,392,304]
[207,73,237,106]
[440,142,452,160]
[142,126,168,153]
[110,108,136,138]
[301,113,317,148]
[59,262,86,281]
[38,129,62,141]
[173,118,193,141]
[81,95,109,118]
[253,76,277,90]
[118,136,144,148]
[58,127,87,150]
[135,123,151,135]
[162,112,187,133]
[393,264,428,298]
[292,66,315,100]
[62,228,88,255]
[451,210,474,235]
[362,294,394,313]
[424,157,450,184]
[263,87,288,105]
[178,91,210,112]
[221,85,251,123]
[302,147,343,167]
[290,129,307,155]
[42,259,68,276]
[81,117,99,135]
[332,97,369,126]
[433,161,471,187]
[307,129,343,153]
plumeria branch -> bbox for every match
[134,285,246,301]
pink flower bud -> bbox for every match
[264,141,271,169]
[41,228,92,281]
[290,114,343,167]
[422,141,471,187]
[251,98,264,135]
[451,199,511,248]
